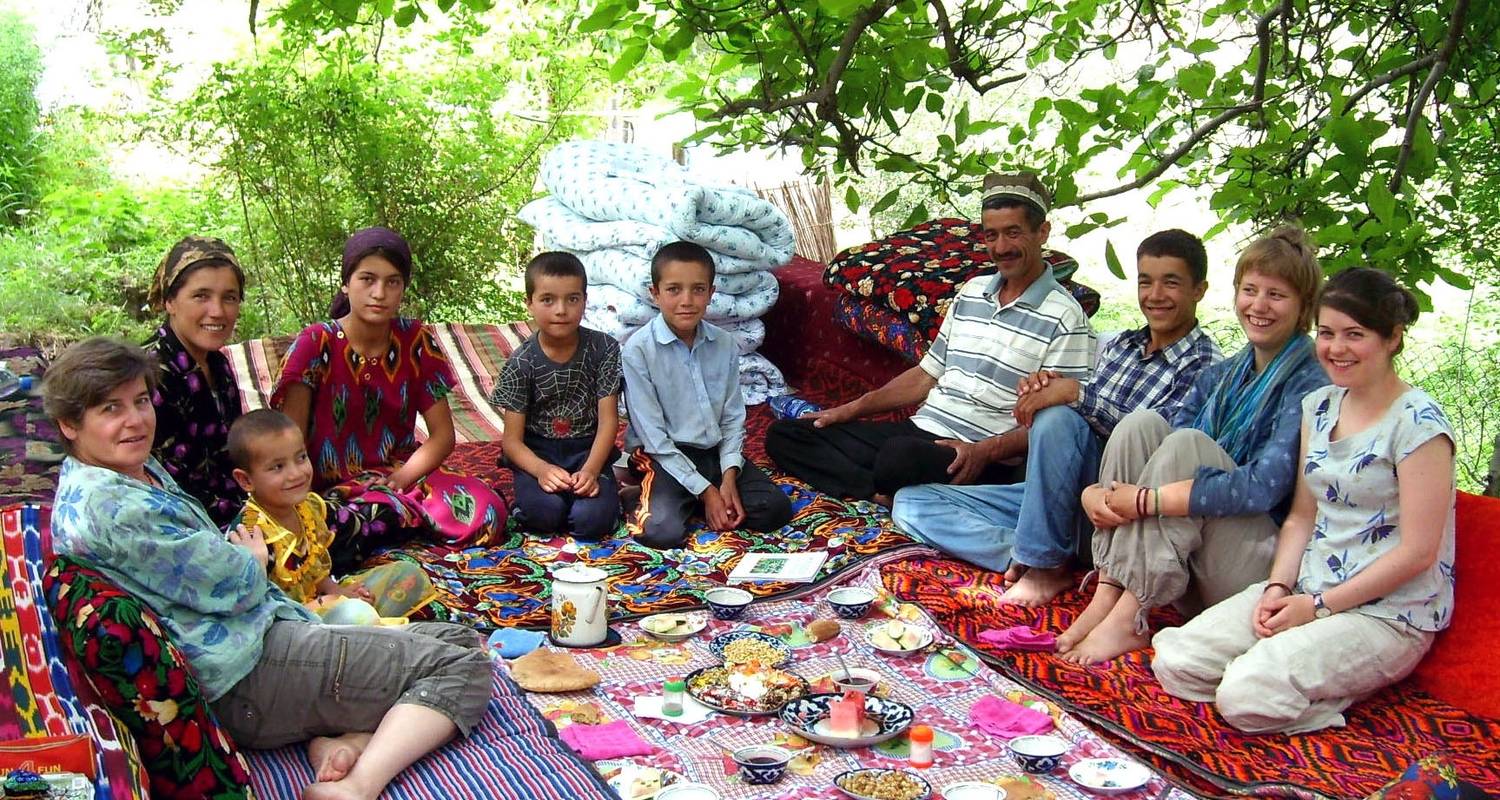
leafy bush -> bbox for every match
[0,12,42,225]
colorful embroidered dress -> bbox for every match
[235,492,435,618]
[271,318,506,549]
[50,456,317,700]
[146,324,246,527]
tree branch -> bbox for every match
[1073,0,1289,204]
[926,0,1025,92]
[711,0,898,118]
[1390,0,1469,192]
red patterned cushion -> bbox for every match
[833,294,927,363]
[44,556,254,799]
[1409,491,1500,718]
[823,217,1087,341]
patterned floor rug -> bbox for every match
[374,438,920,630]
[880,554,1500,799]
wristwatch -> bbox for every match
[1312,592,1332,619]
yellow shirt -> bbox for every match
[238,493,333,604]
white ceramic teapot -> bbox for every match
[550,565,611,647]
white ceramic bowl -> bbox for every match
[942,782,1008,800]
[1067,758,1152,794]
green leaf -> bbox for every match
[1323,115,1368,159]
[329,0,362,22]
[1176,63,1215,99]
[1104,238,1125,279]
[610,42,646,81]
[844,185,860,214]
[870,187,902,215]
[435,0,456,11]
[392,4,418,25]
[578,2,625,34]
[1367,180,1396,224]
[374,0,394,17]
[901,201,931,228]
[1185,39,1219,55]
[925,93,944,114]
[1028,97,1052,129]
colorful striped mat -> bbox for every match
[222,321,534,444]
[0,505,148,800]
[246,661,614,800]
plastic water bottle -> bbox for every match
[0,362,33,400]
[767,394,823,421]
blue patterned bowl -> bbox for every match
[778,693,914,747]
[709,630,792,667]
[732,745,792,785]
[704,587,753,620]
[1007,734,1069,774]
[827,587,876,619]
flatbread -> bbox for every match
[510,649,601,693]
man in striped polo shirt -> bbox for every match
[892,230,1221,606]
[765,172,1095,504]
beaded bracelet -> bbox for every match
[1264,581,1294,595]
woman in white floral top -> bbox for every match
[1152,267,1455,734]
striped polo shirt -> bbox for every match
[911,269,1095,441]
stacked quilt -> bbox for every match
[518,141,795,404]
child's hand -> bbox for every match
[342,584,375,602]
[702,485,734,531]
[539,465,573,493]
[228,524,270,569]
[719,473,745,529]
[571,470,601,498]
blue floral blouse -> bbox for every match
[51,457,317,700]
[1296,385,1456,631]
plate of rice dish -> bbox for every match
[684,663,809,716]
[834,767,932,800]
[710,630,792,667]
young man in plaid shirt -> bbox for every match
[892,229,1222,606]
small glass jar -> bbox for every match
[663,677,685,717]
[908,724,934,768]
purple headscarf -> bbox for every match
[329,226,414,318]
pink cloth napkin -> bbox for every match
[970,695,1055,738]
[977,626,1057,651]
[559,720,655,761]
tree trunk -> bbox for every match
[1487,431,1500,497]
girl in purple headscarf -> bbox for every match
[272,227,507,566]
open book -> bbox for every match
[727,551,830,584]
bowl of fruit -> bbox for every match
[866,620,934,656]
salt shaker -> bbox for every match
[663,677,685,717]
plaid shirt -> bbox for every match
[1073,325,1221,437]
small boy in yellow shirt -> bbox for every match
[228,409,432,621]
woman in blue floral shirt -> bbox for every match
[1152,268,1455,734]
[45,338,493,800]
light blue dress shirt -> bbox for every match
[623,314,745,497]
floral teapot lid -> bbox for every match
[553,564,608,584]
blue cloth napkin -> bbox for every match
[488,628,546,658]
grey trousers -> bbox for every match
[212,621,493,749]
[1153,581,1433,733]
[1091,410,1279,629]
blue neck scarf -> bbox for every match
[1191,335,1313,463]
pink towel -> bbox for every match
[977,626,1057,651]
[559,720,655,761]
[970,695,1055,738]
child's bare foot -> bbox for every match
[999,566,1071,607]
[308,733,371,782]
[871,493,892,508]
[1056,581,1121,653]
[1003,563,1028,586]
[1060,591,1150,665]
[303,778,372,800]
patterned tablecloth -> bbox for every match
[512,564,1195,800]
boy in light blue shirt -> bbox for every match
[623,241,793,548]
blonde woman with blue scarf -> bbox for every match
[1059,226,1329,665]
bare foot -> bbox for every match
[1003,563,1028,586]
[1059,592,1150,665]
[998,566,1071,607]
[1056,581,1122,653]
[303,779,371,800]
[871,493,893,508]
[308,733,371,782]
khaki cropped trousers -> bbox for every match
[1091,410,1280,628]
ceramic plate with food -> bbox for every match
[709,630,793,667]
[684,663,808,716]
[637,612,708,642]
[834,767,932,800]
[1067,758,1152,794]
[865,620,935,655]
[779,693,914,747]
[597,761,685,800]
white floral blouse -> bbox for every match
[1296,385,1456,631]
